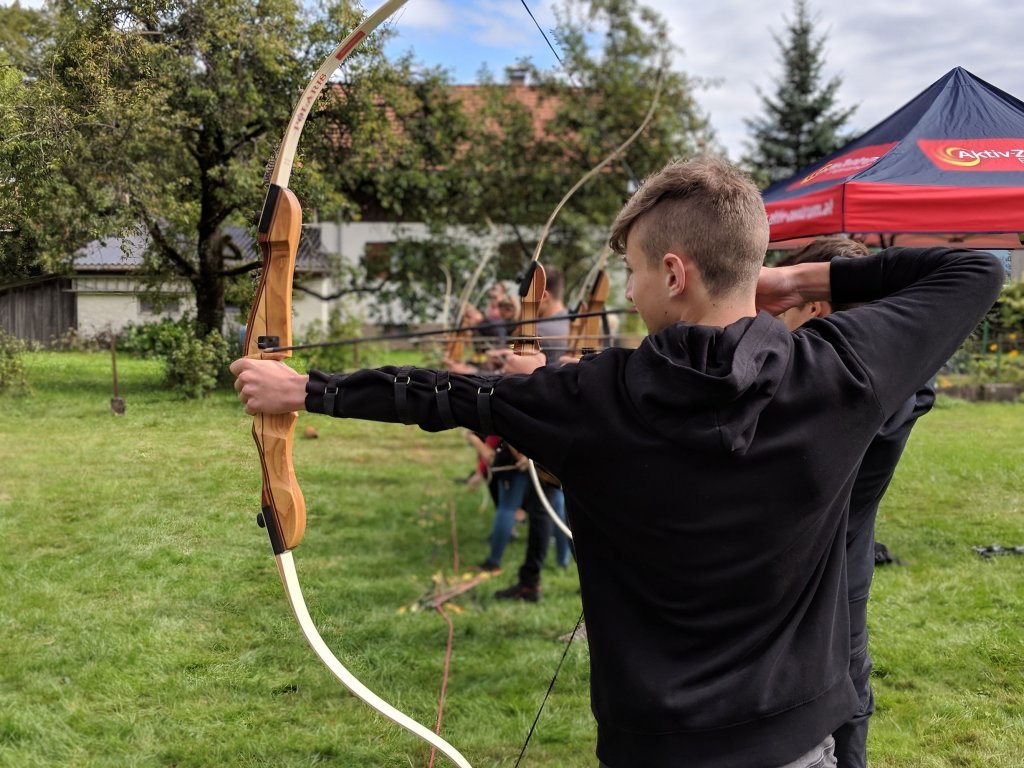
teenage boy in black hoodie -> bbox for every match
[232,156,1003,768]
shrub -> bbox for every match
[119,317,230,398]
[943,281,1024,386]
[0,329,30,395]
[987,281,1024,336]
[49,328,110,352]
[164,328,231,399]
[119,317,196,359]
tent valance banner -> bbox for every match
[763,67,1024,247]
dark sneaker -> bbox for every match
[495,583,542,603]
[874,541,899,566]
[477,560,502,574]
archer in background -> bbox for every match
[495,294,519,338]
[485,281,511,324]
[450,269,572,597]
[485,265,571,601]
[232,156,1002,768]
[774,236,937,768]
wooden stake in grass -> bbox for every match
[110,335,125,416]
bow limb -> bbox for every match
[518,73,664,534]
[267,0,413,190]
[243,2,472,765]
[527,459,573,540]
[439,265,453,329]
[276,553,473,767]
[528,68,664,267]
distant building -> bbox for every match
[0,226,330,345]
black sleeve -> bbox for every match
[304,363,583,476]
[826,247,1003,418]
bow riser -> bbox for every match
[514,261,547,357]
[246,184,307,553]
[570,269,610,358]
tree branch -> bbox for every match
[136,205,198,280]
[219,259,262,278]
[294,282,387,301]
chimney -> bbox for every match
[506,66,528,86]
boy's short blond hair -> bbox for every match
[609,156,769,298]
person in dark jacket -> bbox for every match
[232,156,1003,768]
[776,237,937,768]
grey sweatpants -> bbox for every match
[599,735,837,768]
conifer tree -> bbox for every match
[743,0,856,186]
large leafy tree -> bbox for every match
[742,0,856,186]
[490,0,712,272]
[376,0,715,316]
[0,0,467,335]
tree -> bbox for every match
[302,0,715,326]
[385,0,715,310]
[0,0,466,336]
[0,4,56,282]
[742,0,856,186]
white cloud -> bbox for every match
[462,0,556,51]
[393,0,454,31]
[646,0,1024,157]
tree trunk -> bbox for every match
[194,272,225,338]
[194,234,225,338]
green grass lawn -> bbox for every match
[1,352,1021,767]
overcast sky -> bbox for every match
[6,0,1023,158]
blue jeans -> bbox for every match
[485,471,528,567]
[777,737,837,768]
[545,486,571,568]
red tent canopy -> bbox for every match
[763,67,1024,248]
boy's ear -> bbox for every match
[664,252,687,297]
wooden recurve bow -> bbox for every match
[242,2,472,765]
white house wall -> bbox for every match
[72,221,529,340]
[311,220,511,325]
[73,276,190,336]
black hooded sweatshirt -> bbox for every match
[305,248,1003,767]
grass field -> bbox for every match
[1,351,1022,767]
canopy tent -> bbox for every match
[763,67,1024,248]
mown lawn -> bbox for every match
[0,352,1021,767]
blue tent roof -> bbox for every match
[763,67,1024,244]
